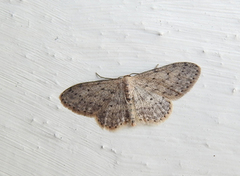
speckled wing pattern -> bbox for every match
[60,79,130,130]
[60,62,201,131]
[132,86,172,124]
[131,62,200,124]
[132,62,201,100]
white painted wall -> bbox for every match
[1,0,240,175]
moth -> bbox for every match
[60,62,201,131]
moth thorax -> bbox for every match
[123,76,133,102]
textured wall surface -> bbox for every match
[1,1,240,176]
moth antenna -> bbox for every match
[129,73,139,76]
[95,73,114,80]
